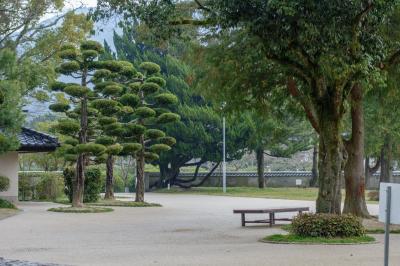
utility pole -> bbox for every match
[222,116,226,193]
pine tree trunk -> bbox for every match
[72,69,88,208]
[135,134,145,202]
[343,84,369,217]
[380,135,392,183]
[316,108,343,214]
[104,154,115,200]
[256,148,265,188]
[309,144,319,187]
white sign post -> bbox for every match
[379,183,400,266]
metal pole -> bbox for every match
[222,116,226,193]
[384,186,392,266]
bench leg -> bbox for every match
[269,213,275,227]
[241,213,246,227]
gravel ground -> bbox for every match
[0,193,398,266]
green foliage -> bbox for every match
[263,234,375,244]
[18,172,64,201]
[0,198,16,209]
[157,136,176,146]
[63,167,103,203]
[56,119,80,135]
[145,129,165,139]
[155,93,178,105]
[64,137,79,146]
[75,143,106,155]
[119,93,140,107]
[58,61,80,74]
[128,82,141,93]
[140,62,161,75]
[99,116,118,125]
[48,206,113,213]
[36,174,64,201]
[0,49,24,154]
[146,76,166,87]
[58,49,78,60]
[49,103,70,112]
[135,106,156,118]
[107,143,123,155]
[0,176,10,192]
[80,40,104,53]
[144,152,159,162]
[91,99,120,115]
[157,112,180,123]
[95,136,115,146]
[64,85,89,97]
[94,69,112,79]
[150,144,171,153]
[103,84,123,96]
[50,81,68,91]
[140,82,160,94]
[125,123,146,136]
[84,167,103,203]
[121,143,142,155]
[291,213,365,238]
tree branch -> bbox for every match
[287,78,320,133]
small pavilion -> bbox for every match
[0,128,60,202]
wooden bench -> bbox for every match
[233,207,309,227]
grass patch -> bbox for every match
[366,228,400,234]
[48,206,113,213]
[262,234,376,245]
[88,200,161,207]
[0,198,16,209]
[156,187,319,201]
[156,187,378,203]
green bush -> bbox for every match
[291,213,365,238]
[0,175,10,192]
[0,198,16,209]
[36,174,64,201]
[18,172,64,201]
[63,167,103,203]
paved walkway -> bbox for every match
[0,193,398,266]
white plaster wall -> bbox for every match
[0,152,18,202]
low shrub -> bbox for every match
[291,213,365,238]
[18,172,64,201]
[0,198,16,209]
[0,176,10,191]
[36,174,64,201]
[368,191,379,201]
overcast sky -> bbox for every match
[41,0,98,21]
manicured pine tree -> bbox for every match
[91,59,137,200]
[92,60,179,202]
[49,40,108,207]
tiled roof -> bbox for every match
[17,127,60,153]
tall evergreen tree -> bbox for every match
[49,40,107,207]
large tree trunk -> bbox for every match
[135,134,145,202]
[256,147,265,188]
[104,154,115,200]
[343,84,369,217]
[316,106,343,214]
[309,144,319,187]
[380,135,393,183]
[72,70,88,208]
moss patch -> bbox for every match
[262,234,375,245]
[89,200,161,207]
[48,206,113,213]
[0,198,16,209]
